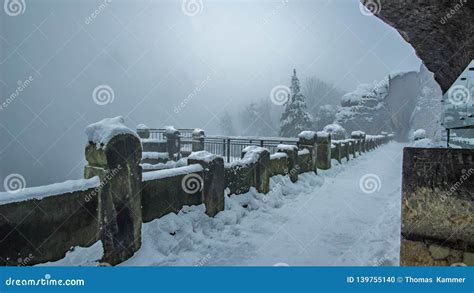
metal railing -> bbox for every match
[144,128,195,140]
[202,136,299,163]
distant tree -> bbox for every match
[304,77,343,107]
[219,111,236,136]
[314,104,337,130]
[238,99,279,136]
[280,69,314,137]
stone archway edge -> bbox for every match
[362,0,474,93]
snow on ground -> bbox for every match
[46,142,405,266]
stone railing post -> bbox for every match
[277,144,298,183]
[298,131,318,174]
[333,142,342,164]
[352,131,367,154]
[84,117,142,266]
[241,146,271,194]
[165,126,181,160]
[136,124,150,139]
[316,131,331,170]
[350,140,356,158]
[192,128,205,152]
[188,151,225,217]
[343,142,350,162]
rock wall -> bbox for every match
[401,147,474,266]
[363,0,474,93]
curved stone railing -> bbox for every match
[0,118,392,266]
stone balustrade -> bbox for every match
[0,118,392,266]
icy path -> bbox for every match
[124,142,405,266]
[46,142,405,266]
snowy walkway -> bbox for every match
[47,142,405,266]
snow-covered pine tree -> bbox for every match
[279,69,314,137]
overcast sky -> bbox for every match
[0,0,421,188]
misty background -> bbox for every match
[0,0,422,188]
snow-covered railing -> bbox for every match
[0,117,393,267]
[202,135,298,163]
[450,137,474,149]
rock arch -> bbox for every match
[362,0,474,92]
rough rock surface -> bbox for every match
[362,0,474,92]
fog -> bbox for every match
[0,0,421,188]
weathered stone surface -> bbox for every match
[297,151,313,174]
[277,145,299,183]
[0,188,99,266]
[316,133,331,170]
[85,133,143,266]
[298,131,318,173]
[464,252,474,266]
[428,244,451,260]
[400,238,465,266]
[400,147,474,266]
[269,154,288,177]
[192,129,205,152]
[166,130,181,160]
[332,142,342,164]
[141,171,203,223]
[401,148,474,245]
[362,0,474,93]
[137,128,150,139]
[188,152,225,217]
[224,147,270,195]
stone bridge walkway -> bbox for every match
[46,142,405,266]
[122,142,406,266]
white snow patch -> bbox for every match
[316,131,329,138]
[38,241,104,266]
[276,144,298,152]
[85,116,138,149]
[0,177,100,205]
[142,152,169,160]
[298,149,310,155]
[164,125,179,135]
[413,129,426,141]
[188,151,220,163]
[142,164,203,182]
[270,153,288,160]
[298,131,317,140]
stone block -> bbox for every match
[188,151,225,217]
[277,144,298,183]
[316,132,331,170]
